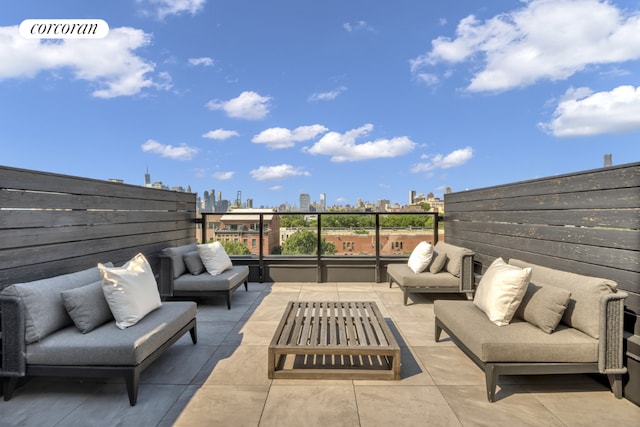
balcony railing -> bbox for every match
[199,211,441,283]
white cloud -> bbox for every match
[308,86,347,101]
[305,124,416,162]
[252,125,328,149]
[139,0,206,19]
[269,185,284,191]
[539,85,640,137]
[250,164,311,181]
[411,147,473,173]
[343,21,374,32]
[212,171,234,180]
[412,0,640,92]
[141,139,199,160]
[206,91,271,120]
[188,57,214,67]
[0,26,163,98]
[202,129,239,140]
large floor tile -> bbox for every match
[413,345,485,386]
[170,385,269,427]
[525,385,640,426]
[201,344,272,386]
[439,385,566,427]
[354,385,461,426]
[260,385,360,427]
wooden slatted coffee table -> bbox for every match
[268,301,401,380]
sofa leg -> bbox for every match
[244,280,248,291]
[226,292,232,310]
[485,364,498,402]
[125,370,140,406]
[189,323,198,344]
[434,322,442,342]
[403,289,409,306]
[609,373,623,398]
[2,377,18,401]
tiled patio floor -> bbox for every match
[2,282,639,426]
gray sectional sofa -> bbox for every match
[0,264,197,406]
[434,258,628,402]
[387,241,475,304]
[159,243,249,309]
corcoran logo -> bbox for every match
[20,19,109,39]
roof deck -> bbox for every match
[4,282,639,426]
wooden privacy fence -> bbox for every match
[444,162,639,332]
[0,166,196,288]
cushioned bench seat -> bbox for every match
[160,243,249,309]
[27,301,197,366]
[434,300,598,363]
[387,241,475,304]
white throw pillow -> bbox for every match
[407,241,433,273]
[473,257,532,326]
[197,241,233,275]
[98,253,162,329]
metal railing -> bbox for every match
[199,211,440,282]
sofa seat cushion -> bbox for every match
[387,263,458,288]
[434,300,598,363]
[26,301,196,366]
[174,265,249,292]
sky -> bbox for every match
[1,0,639,209]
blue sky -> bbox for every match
[1,0,639,208]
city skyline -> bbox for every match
[2,1,639,207]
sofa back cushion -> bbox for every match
[1,264,110,344]
[434,241,474,277]
[162,243,198,278]
[509,259,617,339]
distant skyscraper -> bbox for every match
[300,193,310,211]
[604,153,612,167]
[144,167,151,187]
[320,193,326,211]
[409,190,416,204]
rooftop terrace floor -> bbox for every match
[2,282,639,426]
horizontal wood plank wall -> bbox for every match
[443,162,640,336]
[0,166,196,288]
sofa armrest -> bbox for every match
[158,254,175,298]
[0,295,26,377]
[598,291,628,374]
[459,252,475,293]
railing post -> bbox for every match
[317,214,322,283]
[200,214,207,244]
[375,213,381,283]
[433,212,439,245]
[259,213,264,282]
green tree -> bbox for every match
[221,241,251,255]
[281,230,336,255]
[280,215,308,227]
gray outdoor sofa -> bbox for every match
[387,241,475,304]
[159,243,249,309]
[434,258,628,402]
[0,264,197,406]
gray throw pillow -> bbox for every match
[61,281,114,333]
[429,252,448,274]
[515,282,571,334]
[183,251,205,275]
